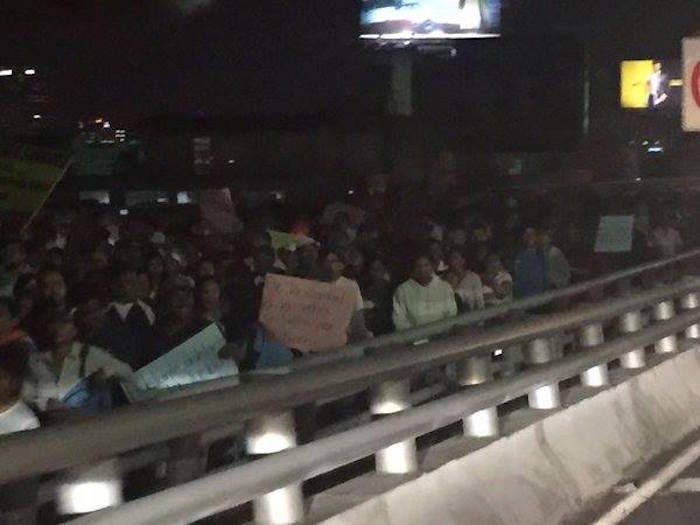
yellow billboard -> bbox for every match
[621,59,682,109]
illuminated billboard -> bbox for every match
[360,0,501,41]
[620,59,682,110]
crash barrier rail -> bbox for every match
[1,256,699,523]
[65,274,700,524]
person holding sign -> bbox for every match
[392,253,458,331]
[25,312,133,414]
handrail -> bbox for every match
[294,248,700,367]
[70,310,700,525]
[1,277,698,484]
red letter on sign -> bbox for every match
[692,61,700,108]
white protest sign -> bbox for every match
[123,323,238,402]
[594,216,635,253]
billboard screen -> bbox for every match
[360,0,501,41]
[620,59,682,110]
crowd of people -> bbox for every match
[0,179,692,439]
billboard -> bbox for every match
[360,0,501,41]
[620,59,682,110]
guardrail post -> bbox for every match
[680,291,700,339]
[56,459,123,516]
[653,299,678,353]
[619,311,646,369]
[458,354,498,438]
[166,434,206,487]
[246,412,304,525]
[370,379,418,474]
[524,338,561,409]
[578,323,609,387]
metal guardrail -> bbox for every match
[2,277,699,485]
[2,250,700,524]
[71,309,700,525]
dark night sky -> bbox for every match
[2,0,700,123]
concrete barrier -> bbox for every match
[315,347,700,525]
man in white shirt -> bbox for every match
[25,313,133,412]
[393,254,458,331]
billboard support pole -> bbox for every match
[389,51,413,117]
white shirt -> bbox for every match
[483,270,514,306]
[25,342,133,410]
[455,272,485,311]
[334,276,365,313]
[393,275,458,331]
[110,300,156,325]
[651,227,682,257]
[0,401,39,435]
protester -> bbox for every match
[513,228,548,299]
[650,212,683,258]
[393,254,458,331]
[482,253,513,305]
[196,277,225,328]
[320,249,372,342]
[537,228,571,290]
[447,248,485,312]
[0,241,31,298]
[0,298,35,354]
[0,342,39,434]
[24,312,132,413]
[150,283,200,360]
[92,265,156,369]
[360,259,394,336]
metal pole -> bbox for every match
[680,291,700,339]
[619,311,646,369]
[370,380,418,473]
[524,338,561,409]
[578,323,609,387]
[458,355,498,438]
[245,413,304,525]
[653,300,678,353]
[389,52,413,117]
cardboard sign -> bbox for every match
[123,323,238,402]
[594,216,635,253]
[259,274,356,351]
[0,145,67,220]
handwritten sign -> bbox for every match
[259,274,355,351]
[123,323,238,402]
[594,216,635,253]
